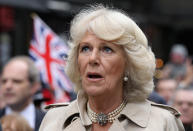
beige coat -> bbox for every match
[39,92,184,131]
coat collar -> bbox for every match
[121,100,151,128]
[62,91,151,128]
[62,90,92,127]
[77,91,92,126]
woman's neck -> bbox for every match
[91,123,112,131]
[88,91,123,114]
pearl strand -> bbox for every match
[87,99,127,126]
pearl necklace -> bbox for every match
[87,100,127,126]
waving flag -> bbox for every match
[29,15,73,103]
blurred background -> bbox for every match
[1,0,193,71]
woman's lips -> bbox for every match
[86,72,104,82]
[87,77,104,82]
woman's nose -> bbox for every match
[89,49,99,66]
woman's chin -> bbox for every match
[84,88,104,97]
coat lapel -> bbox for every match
[121,100,151,128]
[109,119,126,131]
[64,118,86,131]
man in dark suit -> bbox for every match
[148,91,167,105]
[0,123,2,131]
[0,56,45,131]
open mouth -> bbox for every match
[87,73,103,79]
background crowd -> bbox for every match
[148,44,193,131]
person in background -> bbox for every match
[148,90,167,105]
[0,56,45,131]
[0,113,33,131]
[178,58,193,89]
[0,86,6,110]
[172,88,193,131]
[156,78,178,104]
[162,44,188,82]
[0,123,2,131]
[39,4,184,131]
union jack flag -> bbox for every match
[29,15,73,103]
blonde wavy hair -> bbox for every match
[66,4,156,102]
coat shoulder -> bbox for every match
[45,102,70,110]
[150,102,181,118]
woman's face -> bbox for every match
[78,32,126,97]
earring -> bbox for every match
[124,76,128,82]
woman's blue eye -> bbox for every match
[81,46,90,52]
[103,46,113,53]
